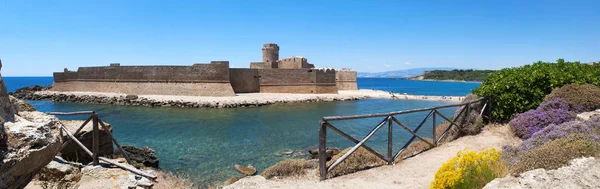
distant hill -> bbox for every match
[411,69,497,82]
[357,67,457,78]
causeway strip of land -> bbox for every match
[34,89,465,108]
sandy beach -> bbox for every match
[33,89,465,108]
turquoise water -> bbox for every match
[6,77,480,184]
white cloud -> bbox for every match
[384,64,391,68]
[404,62,411,65]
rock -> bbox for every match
[483,157,600,189]
[223,175,267,189]
[275,149,294,156]
[225,175,246,185]
[125,94,138,100]
[38,157,82,183]
[308,147,341,161]
[1,111,62,189]
[0,60,57,189]
[235,164,257,176]
[9,96,36,112]
[59,120,114,164]
[576,109,600,121]
[117,145,159,168]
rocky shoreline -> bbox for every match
[13,91,363,109]
[10,85,464,109]
[8,85,365,108]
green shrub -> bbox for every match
[508,133,600,174]
[544,83,600,112]
[473,59,600,121]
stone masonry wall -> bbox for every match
[335,70,358,90]
[55,61,230,83]
[277,57,315,69]
[257,69,337,94]
[229,68,260,93]
[52,61,235,96]
[52,81,235,96]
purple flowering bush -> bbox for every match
[509,98,575,139]
[502,117,600,174]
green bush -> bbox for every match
[473,59,600,121]
[544,83,600,112]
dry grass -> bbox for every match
[152,169,194,189]
[394,122,454,163]
[509,133,600,175]
[325,147,387,178]
[261,159,314,179]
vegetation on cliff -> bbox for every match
[430,148,507,189]
[473,59,600,121]
[413,69,496,81]
[501,85,600,175]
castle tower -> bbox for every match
[262,43,279,68]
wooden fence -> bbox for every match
[318,96,491,180]
[49,111,156,179]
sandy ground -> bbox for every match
[225,124,521,189]
[37,89,465,104]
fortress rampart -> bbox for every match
[52,43,357,96]
[53,61,235,96]
[335,69,359,90]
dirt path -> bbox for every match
[226,124,521,189]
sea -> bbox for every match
[4,77,480,185]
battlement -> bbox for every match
[278,56,314,69]
[262,43,280,49]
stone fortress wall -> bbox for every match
[53,62,236,96]
[335,69,359,90]
[52,43,358,96]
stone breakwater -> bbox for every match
[10,85,464,109]
[12,90,365,108]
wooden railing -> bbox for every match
[318,96,491,180]
[49,111,156,179]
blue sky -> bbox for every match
[1,0,598,76]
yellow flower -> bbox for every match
[430,148,506,189]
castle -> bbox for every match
[52,43,358,96]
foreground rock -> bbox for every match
[235,164,257,176]
[60,120,114,164]
[117,145,159,168]
[9,96,36,112]
[484,157,600,189]
[1,111,62,189]
[26,159,193,189]
[37,157,83,183]
[308,147,341,161]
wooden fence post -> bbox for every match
[92,113,99,165]
[487,96,493,123]
[319,121,327,180]
[432,110,437,146]
[462,103,470,129]
[387,116,393,165]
